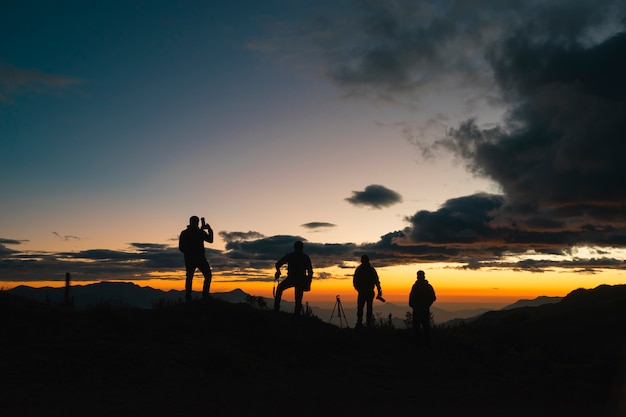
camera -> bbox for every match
[376,294,386,303]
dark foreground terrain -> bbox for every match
[1,285,626,417]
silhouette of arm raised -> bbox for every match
[203,226,213,243]
[201,221,213,244]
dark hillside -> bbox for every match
[1,286,625,417]
[467,284,626,360]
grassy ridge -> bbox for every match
[1,287,625,417]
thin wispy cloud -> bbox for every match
[53,232,82,241]
[0,64,83,103]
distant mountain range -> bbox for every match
[502,295,563,309]
[6,281,565,327]
[7,282,250,309]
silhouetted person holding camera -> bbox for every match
[409,270,436,346]
[274,241,313,315]
[353,255,383,327]
[179,216,213,301]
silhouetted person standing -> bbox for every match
[353,255,382,327]
[409,270,436,346]
[179,216,213,301]
[274,241,313,315]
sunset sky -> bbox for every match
[2,0,626,307]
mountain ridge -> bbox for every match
[7,281,563,326]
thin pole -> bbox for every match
[64,272,71,307]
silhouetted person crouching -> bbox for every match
[179,216,213,301]
[409,270,436,346]
[353,255,383,327]
[274,241,313,315]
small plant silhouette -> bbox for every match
[302,302,317,318]
[374,312,395,329]
[245,294,269,310]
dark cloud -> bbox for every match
[435,32,626,238]
[320,0,485,96]
[3,223,626,284]
[0,243,18,258]
[0,234,355,284]
[396,191,626,270]
[404,193,505,244]
[62,249,136,261]
[0,243,185,283]
[289,0,624,102]
[0,238,26,245]
[301,222,337,230]
[222,235,356,269]
[0,64,83,103]
[272,0,626,269]
[317,271,333,280]
[219,231,265,242]
[129,243,169,251]
[345,184,402,209]
[0,238,27,257]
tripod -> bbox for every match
[329,295,350,328]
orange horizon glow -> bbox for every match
[3,261,624,306]
[0,278,545,307]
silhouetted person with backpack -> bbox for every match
[179,216,213,301]
[274,241,313,315]
[409,270,436,346]
[353,255,383,327]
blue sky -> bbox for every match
[2,0,626,299]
